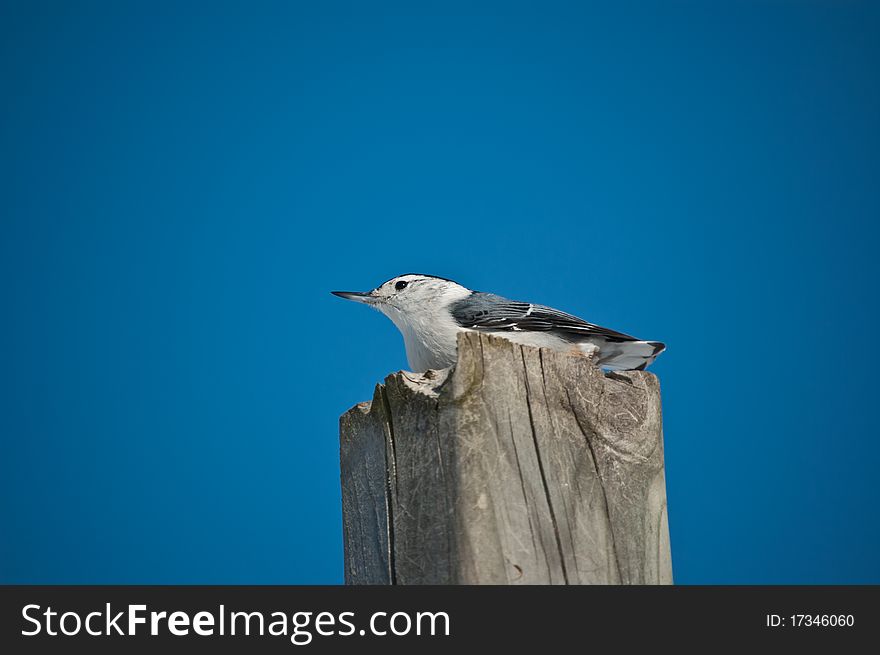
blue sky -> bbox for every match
[1,1,878,583]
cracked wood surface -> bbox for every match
[339,332,672,585]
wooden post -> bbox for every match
[339,332,672,584]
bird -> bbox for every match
[331,273,665,372]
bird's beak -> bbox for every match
[331,290,376,305]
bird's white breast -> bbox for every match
[379,286,472,371]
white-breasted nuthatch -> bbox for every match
[332,274,665,372]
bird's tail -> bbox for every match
[596,340,666,371]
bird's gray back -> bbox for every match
[449,291,638,343]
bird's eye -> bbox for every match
[395,280,408,291]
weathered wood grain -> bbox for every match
[340,332,672,584]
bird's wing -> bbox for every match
[450,293,637,342]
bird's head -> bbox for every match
[332,274,471,323]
